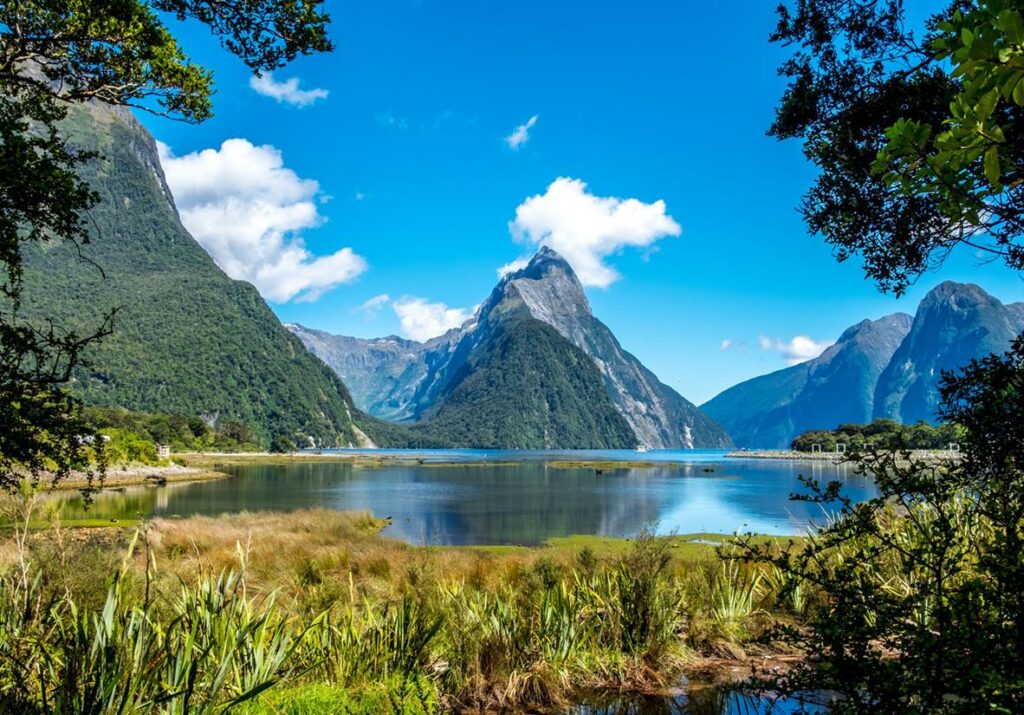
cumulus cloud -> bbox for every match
[508,177,681,288]
[393,297,472,342]
[720,339,733,351]
[505,114,538,150]
[249,72,328,107]
[759,335,832,365]
[158,139,366,303]
[496,258,530,279]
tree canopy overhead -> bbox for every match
[1,0,333,123]
[771,0,1024,294]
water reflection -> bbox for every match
[571,685,826,714]
[56,453,876,545]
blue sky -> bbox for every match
[145,0,1024,405]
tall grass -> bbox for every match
[711,558,764,642]
[0,504,798,713]
[0,529,303,713]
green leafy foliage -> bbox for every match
[0,553,301,713]
[791,419,964,452]
[1,514,771,713]
[0,0,334,488]
[84,406,261,454]
[771,0,1024,294]
[743,338,1024,712]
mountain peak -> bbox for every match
[920,281,994,309]
[533,244,566,263]
[492,246,591,327]
[875,281,1021,423]
[502,245,578,285]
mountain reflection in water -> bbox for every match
[57,451,877,545]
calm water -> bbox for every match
[60,450,877,544]
[569,686,827,714]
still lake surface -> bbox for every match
[61,449,877,544]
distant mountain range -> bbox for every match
[16,102,372,448]
[27,102,1021,452]
[702,282,1024,448]
[292,248,733,449]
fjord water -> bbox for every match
[61,450,877,544]
[570,687,826,714]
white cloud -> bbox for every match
[496,258,530,279]
[393,297,472,342]
[158,138,367,303]
[249,72,328,107]
[720,339,733,350]
[508,177,681,288]
[505,114,538,150]
[357,293,391,315]
[759,335,832,365]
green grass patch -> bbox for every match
[237,679,438,715]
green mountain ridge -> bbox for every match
[16,103,367,448]
[413,318,637,449]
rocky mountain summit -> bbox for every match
[873,282,1024,423]
[292,248,732,449]
[702,314,913,449]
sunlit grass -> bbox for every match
[0,499,807,713]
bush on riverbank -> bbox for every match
[791,418,963,452]
[745,338,1024,712]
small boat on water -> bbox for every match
[635,445,650,453]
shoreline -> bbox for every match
[726,450,847,462]
[48,464,229,491]
[177,451,712,471]
[726,449,961,463]
[3,509,803,708]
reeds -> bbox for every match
[0,505,797,713]
[0,541,299,713]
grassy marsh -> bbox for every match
[0,501,806,713]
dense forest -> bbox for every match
[791,419,963,452]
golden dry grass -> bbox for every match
[142,510,600,608]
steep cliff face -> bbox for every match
[16,103,364,447]
[292,247,732,448]
[489,249,731,448]
[702,314,913,449]
[873,282,1024,423]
